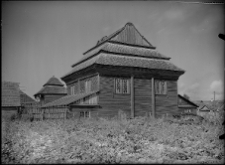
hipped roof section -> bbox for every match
[43,76,64,87]
[83,22,156,56]
[62,53,184,78]
[42,90,99,108]
[61,22,185,79]
[34,76,66,97]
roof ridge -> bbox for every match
[83,25,125,55]
[43,76,64,87]
[83,22,155,56]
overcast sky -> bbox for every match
[2,1,224,101]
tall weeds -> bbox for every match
[1,114,224,164]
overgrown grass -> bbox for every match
[2,113,224,164]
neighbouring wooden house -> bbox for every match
[20,90,37,106]
[178,94,199,115]
[2,81,21,118]
[34,76,67,105]
[20,90,38,114]
[42,22,185,119]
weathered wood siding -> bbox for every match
[99,76,179,118]
[155,80,178,117]
[43,107,67,119]
[99,76,131,118]
[69,107,99,119]
[134,78,152,117]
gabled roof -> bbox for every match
[198,105,211,111]
[62,22,185,79]
[42,90,99,108]
[20,90,37,105]
[43,76,64,87]
[178,94,198,108]
[2,81,21,107]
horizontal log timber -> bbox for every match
[96,64,181,80]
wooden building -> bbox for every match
[42,22,185,119]
[20,90,37,106]
[2,81,21,118]
[178,94,199,115]
[34,76,67,105]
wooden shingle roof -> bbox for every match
[2,81,21,107]
[62,53,184,78]
[83,22,156,56]
[178,94,198,108]
[20,90,37,105]
[34,86,67,96]
[43,76,64,87]
[42,90,99,108]
[34,76,67,97]
[62,22,185,79]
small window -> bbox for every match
[71,86,75,95]
[114,78,130,94]
[155,80,167,95]
[80,111,90,118]
[80,111,84,118]
[85,111,90,118]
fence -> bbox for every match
[21,103,68,120]
[43,106,68,119]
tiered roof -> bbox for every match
[2,81,21,107]
[34,76,67,97]
[62,22,184,79]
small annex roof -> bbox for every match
[43,76,64,87]
[198,105,211,111]
[62,53,185,79]
[178,94,199,108]
[2,81,21,107]
[42,90,99,108]
[34,76,67,97]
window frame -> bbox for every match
[114,78,130,95]
[155,80,167,95]
[80,111,90,118]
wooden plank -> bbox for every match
[131,76,134,118]
[151,77,155,118]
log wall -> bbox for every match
[98,76,179,118]
[134,78,152,117]
[99,76,131,118]
[155,80,178,117]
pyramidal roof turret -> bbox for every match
[83,22,156,55]
[43,76,64,87]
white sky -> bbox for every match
[2,1,224,101]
